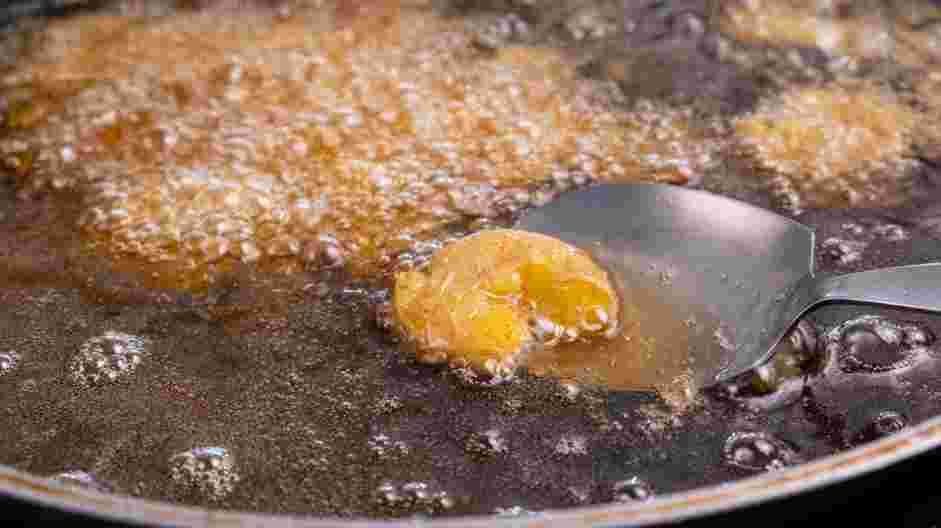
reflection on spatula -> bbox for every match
[516,183,941,387]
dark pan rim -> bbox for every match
[2,409,941,527]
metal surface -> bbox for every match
[517,183,941,385]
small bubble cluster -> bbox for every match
[169,446,239,500]
[821,237,868,266]
[851,410,908,447]
[564,6,617,42]
[0,7,714,283]
[560,383,582,402]
[494,505,540,517]
[465,429,508,459]
[374,396,404,414]
[611,477,654,503]
[368,434,410,460]
[821,220,911,266]
[0,350,19,375]
[869,223,910,243]
[723,431,802,472]
[70,331,149,385]
[373,481,456,516]
[841,220,911,242]
[825,315,934,374]
[451,364,517,388]
[553,435,588,456]
[470,13,529,49]
[565,486,591,505]
[716,320,819,405]
[734,84,917,212]
[720,0,941,69]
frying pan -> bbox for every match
[2,1,941,526]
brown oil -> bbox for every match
[3,0,941,521]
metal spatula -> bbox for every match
[516,183,941,387]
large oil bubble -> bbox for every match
[70,331,150,386]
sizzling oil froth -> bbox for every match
[3,0,941,520]
[0,4,715,285]
[733,83,918,212]
[720,0,941,69]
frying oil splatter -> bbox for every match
[720,0,941,68]
[733,83,917,211]
[0,4,714,286]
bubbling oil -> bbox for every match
[0,2,716,289]
[3,0,941,521]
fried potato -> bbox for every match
[393,229,619,375]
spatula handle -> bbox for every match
[814,263,941,312]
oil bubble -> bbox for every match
[494,505,540,517]
[169,446,239,500]
[373,481,456,516]
[826,315,933,374]
[823,220,911,268]
[553,435,588,456]
[70,331,150,385]
[565,486,591,505]
[841,222,866,236]
[560,383,581,403]
[565,7,616,41]
[851,410,907,447]
[748,363,779,396]
[0,351,19,375]
[723,431,802,472]
[375,396,404,414]
[472,13,529,49]
[718,320,820,403]
[871,223,909,242]
[821,237,867,266]
[368,434,410,460]
[669,11,707,40]
[612,477,654,503]
[465,429,508,459]
[451,365,516,388]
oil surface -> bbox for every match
[2,0,941,521]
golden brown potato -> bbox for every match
[393,229,619,376]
